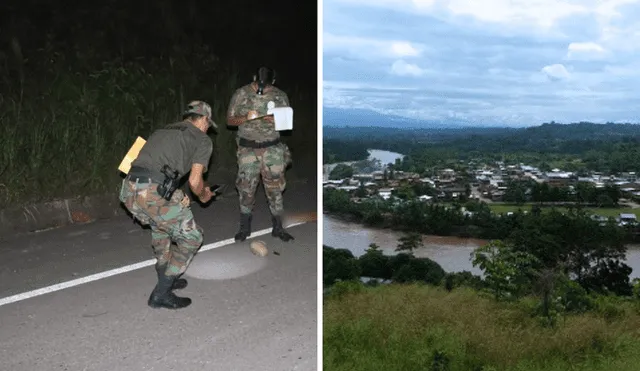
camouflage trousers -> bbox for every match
[119,179,204,277]
[236,142,291,216]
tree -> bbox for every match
[392,256,446,285]
[358,243,392,279]
[354,184,368,198]
[396,232,424,255]
[393,184,415,200]
[323,246,361,286]
[329,164,354,180]
[471,240,539,300]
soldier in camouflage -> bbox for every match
[227,67,294,243]
[119,101,217,310]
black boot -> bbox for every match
[271,215,294,242]
[234,213,252,242]
[156,263,187,290]
[148,274,192,309]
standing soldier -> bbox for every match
[119,101,217,310]
[227,67,294,243]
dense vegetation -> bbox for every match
[323,123,640,174]
[0,0,316,208]
[325,187,637,240]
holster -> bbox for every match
[128,165,179,201]
[156,165,180,201]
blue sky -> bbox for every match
[323,0,640,126]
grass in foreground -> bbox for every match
[324,283,640,371]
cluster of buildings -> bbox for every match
[323,161,640,204]
[473,163,640,202]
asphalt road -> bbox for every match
[0,181,318,371]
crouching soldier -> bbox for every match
[119,101,217,310]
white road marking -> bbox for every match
[0,222,306,308]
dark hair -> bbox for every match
[183,113,204,121]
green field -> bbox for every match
[487,204,640,218]
[324,283,640,371]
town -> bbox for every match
[323,158,640,227]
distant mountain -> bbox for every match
[322,107,507,129]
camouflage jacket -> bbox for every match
[227,83,290,143]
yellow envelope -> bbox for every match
[118,136,146,174]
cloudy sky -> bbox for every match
[323,0,640,126]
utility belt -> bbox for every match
[238,137,280,149]
[127,165,180,201]
[128,166,165,184]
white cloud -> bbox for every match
[331,0,640,39]
[324,33,387,50]
[324,0,640,125]
[603,63,640,77]
[446,0,589,29]
[327,0,415,8]
[391,41,421,57]
[411,0,436,8]
[324,33,427,60]
[598,23,640,52]
[566,42,606,59]
[541,64,570,81]
[391,60,428,76]
[324,80,419,91]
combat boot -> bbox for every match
[148,274,192,309]
[271,215,294,242]
[156,263,188,290]
[234,213,252,242]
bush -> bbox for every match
[392,257,446,285]
[1,36,315,208]
[358,246,393,279]
[323,246,361,286]
[327,280,366,299]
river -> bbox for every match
[323,149,405,181]
[323,149,640,279]
[367,149,404,166]
[323,215,640,279]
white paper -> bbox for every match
[267,106,294,131]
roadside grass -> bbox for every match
[0,46,315,208]
[324,283,640,371]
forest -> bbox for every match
[323,123,640,174]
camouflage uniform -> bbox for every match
[119,183,203,275]
[119,100,215,310]
[228,76,294,242]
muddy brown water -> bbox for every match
[323,215,640,279]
